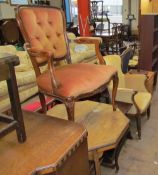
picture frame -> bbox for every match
[10,0,29,5]
[0,0,8,3]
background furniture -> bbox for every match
[0,53,26,142]
[0,111,89,175]
[120,46,134,73]
[17,5,118,121]
[104,55,152,139]
[0,45,38,112]
[47,101,129,175]
[0,19,24,46]
[139,14,158,71]
[90,0,110,35]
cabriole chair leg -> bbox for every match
[65,97,75,121]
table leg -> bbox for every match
[94,150,101,175]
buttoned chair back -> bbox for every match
[17,6,71,76]
[16,5,118,121]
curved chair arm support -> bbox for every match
[47,57,61,90]
[74,37,105,64]
[125,73,148,92]
[27,46,60,90]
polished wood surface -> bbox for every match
[47,101,129,151]
[0,111,89,175]
[47,101,129,175]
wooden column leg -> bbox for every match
[112,73,119,111]
[7,64,26,143]
[94,151,101,175]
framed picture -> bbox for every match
[0,0,8,3]
[10,0,29,5]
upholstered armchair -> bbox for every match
[104,55,152,139]
[16,5,118,121]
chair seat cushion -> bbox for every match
[37,63,117,97]
[127,92,151,115]
[134,92,152,114]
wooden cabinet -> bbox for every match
[139,14,158,71]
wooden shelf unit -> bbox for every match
[139,14,158,71]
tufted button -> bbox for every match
[53,45,57,49]
[56,32,61,37]
[36,36,40,40]
[46,35,50,39]
[37,22,41,25]
[48,21,52,25]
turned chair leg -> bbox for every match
[147,105,151,120]
[65,97,75,121]
[39,92,47,113]
[136,115,141,139]
[112,73,119,111]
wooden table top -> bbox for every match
[0,111,87,175]
[47,101,129,152]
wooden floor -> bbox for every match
[102,84,158,175]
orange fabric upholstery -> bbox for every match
[18,7,68,64]
[17,6,118,120]
[37,63,117,97]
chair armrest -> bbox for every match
[74,37,105,64]
[26,44,60,89]
[75,37,102,43]
[125,73,148,92]
[108,85,136,103]
[27,48,52,58]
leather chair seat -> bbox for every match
[37,63,117,97]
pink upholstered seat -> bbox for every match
[37,63,117,97]
[16,6,118,120]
